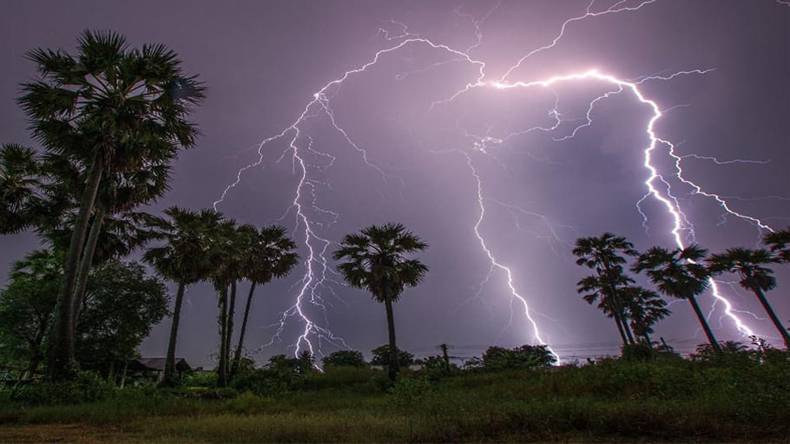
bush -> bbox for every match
[9,372,114,406]
[321,350,367,368]
[481,345,556,370]
[182,370,217,388]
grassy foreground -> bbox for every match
[1,357,790,443]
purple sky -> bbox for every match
[2,0,789,366]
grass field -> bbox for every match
[2,356,790,443]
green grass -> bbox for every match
[2,359,789,442]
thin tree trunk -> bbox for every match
[687,294,721,352]
[620,309,636,344]
[48,156,104,381]
[217,285,229,387]
[383,295,399,381]
[71,204,106,328]
[120,361,128,389]
[751,287,790,348]
[161,282,186,386]
[611,308,629,346]
[225,281,237,377]
[231,282,256,378]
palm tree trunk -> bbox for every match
[225,280,237,377]
[217,285,229,387]
[231,282,256,378]
[687,295,721,352]
[611,310,629,346]
[620,310,636,344]
[751,287,790,348]
[383,294,399,381]
[161,282,186,386]
[48,155,104,381]
[71,204,106,328]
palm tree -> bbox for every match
[0,144,44,234]
[622,286,670,344]
[708,248,790,348]
[209,218,243,387]
[143,208,223,386]
[633,245,721,352]
[572,233,639,344]
[230,226,298,378]
[19,30,204,380]
[334,223,428,381]
[577,269,635,345]
[764,228,790,263]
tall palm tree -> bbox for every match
[572,233,639,344]
[143,208,223,386]
[622,286,670,344]
[633,245,721,352]
[764,228,790,263]
[334,223,428,381]
[708,248,790,348]
[577,269,635,345]
[19,30,204,380]
[230,226,298,378]
[209,218,243,387]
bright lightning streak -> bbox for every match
[462,150,562,363]
[215,0,779,362]
[499,0,658,82]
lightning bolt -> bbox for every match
[215,0,779,362]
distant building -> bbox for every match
[127,357,192,382]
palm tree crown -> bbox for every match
[333,223,429,302]
[633,245,709,300]
[707,248,777,292]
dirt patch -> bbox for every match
[0,423,129,443]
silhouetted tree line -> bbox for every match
[573,232,790,351]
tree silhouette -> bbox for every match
[230,225,298,378]
[633,245,721,352]
[764,228,790,263]
[18,30,204,380]
[622,286,670,344]
[143,207,223,386]
[334,223,428,381]
[573,233,639,344]
[708,248,790,348]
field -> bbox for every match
[2,355,790,443]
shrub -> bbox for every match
[321,350,367,368]
[9,372,114,406]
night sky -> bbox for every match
[2,0,789,367]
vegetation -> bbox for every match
[1,346,789,442]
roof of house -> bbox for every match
[128,357,191,372]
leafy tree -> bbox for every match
[0,250,62,380]
[17,30,204,380]
[143,207,224,386]
[481,345,556,370]
[370,345,415,368]
[75,260,169,379]
[633,245,721,352]
[334,223,429,381]
[321,350,367,368]
[231,225,298,378]
[708,248,790,348]
[573,233,639,345]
